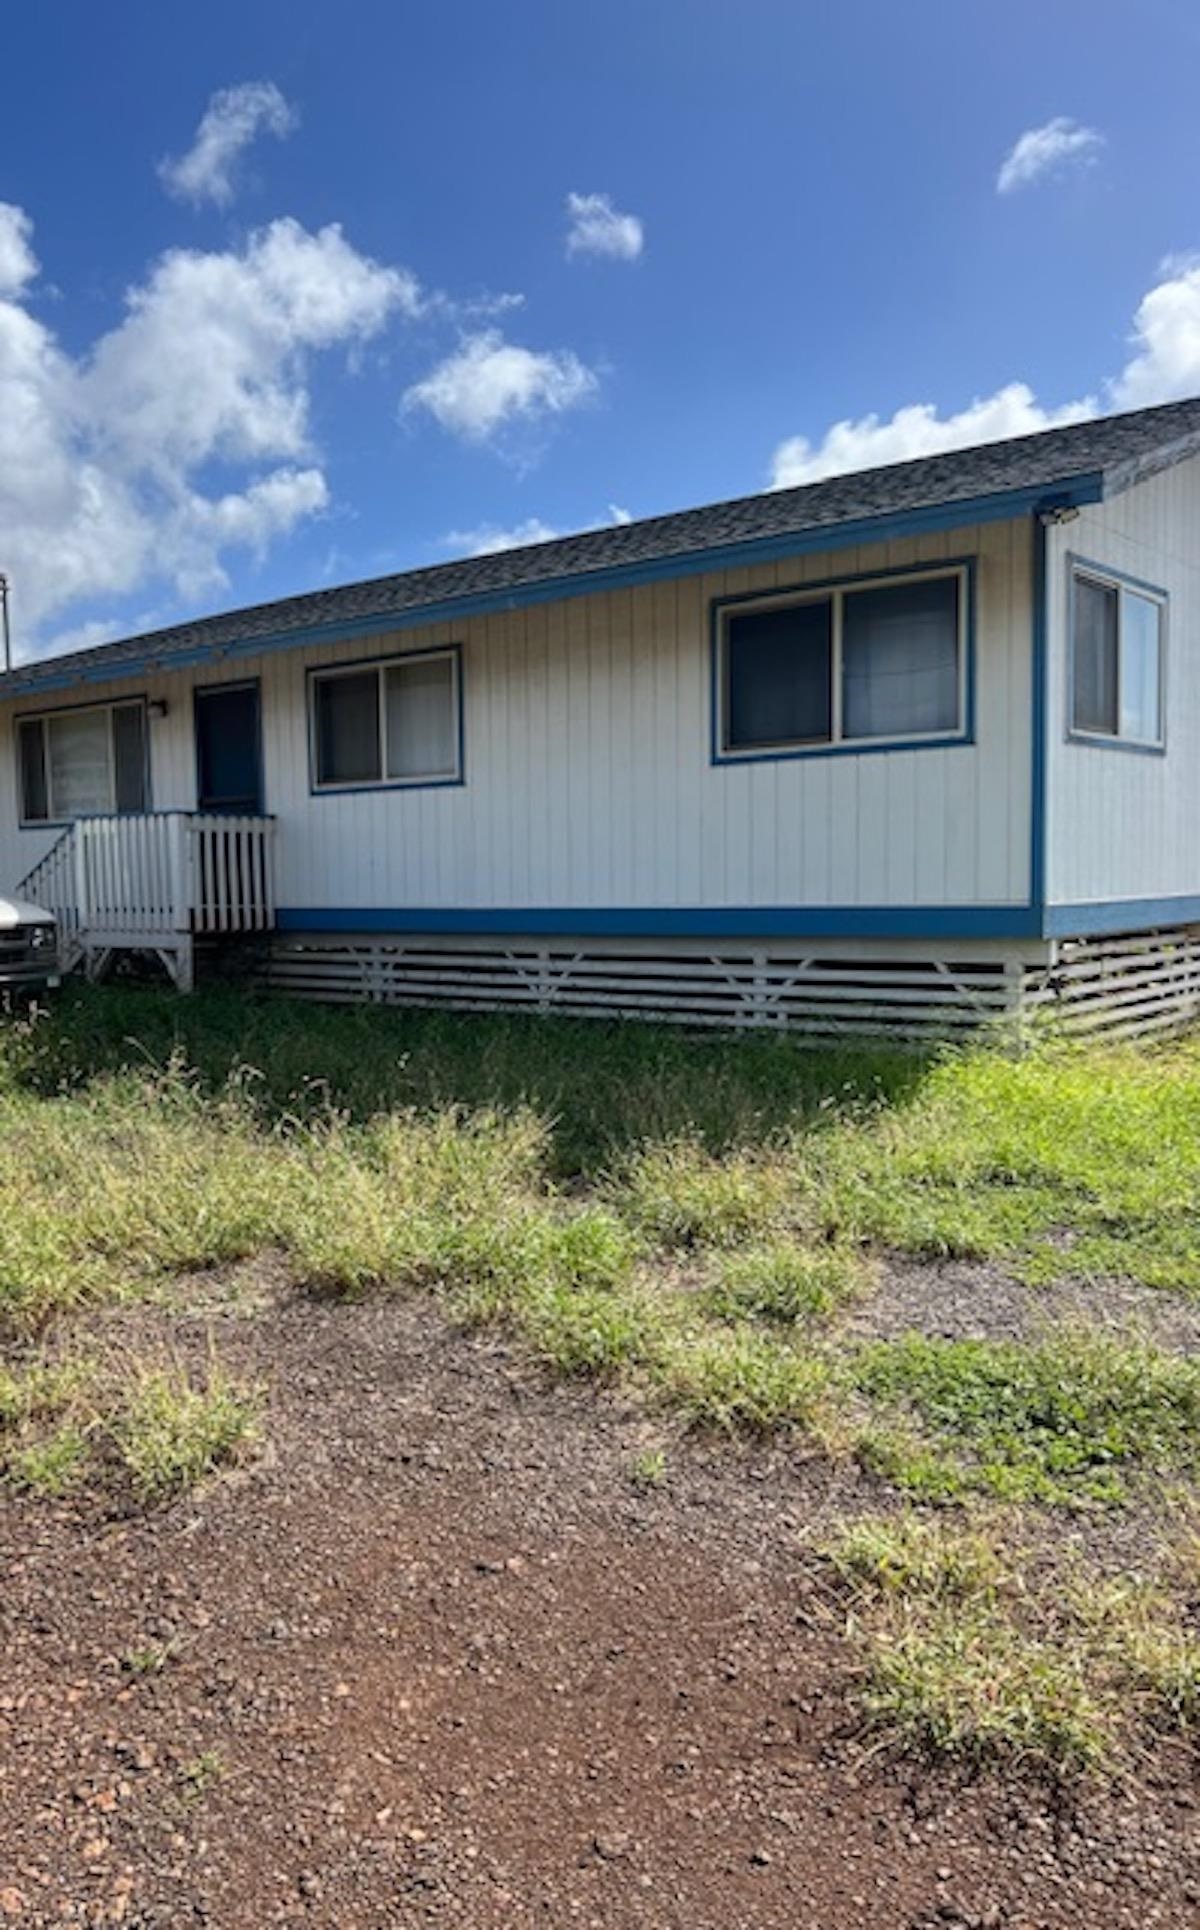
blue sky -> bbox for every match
[4,0,1200,658]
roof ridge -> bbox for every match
[5,394,1200,696]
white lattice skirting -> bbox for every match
[236,924,1200,1044]
[1023,926,1200,1043]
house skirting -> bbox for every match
[220,923,1200,1043]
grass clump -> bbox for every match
[630,1446,667,1489]
[7,1424,90,1496]
[180,1749,225,1798]
[862,1602,1110,1774]
[658,1325,832,1434]
[0,1345,262,1503]
[853,1329,1200,1504]
[829,1513,1200,1774]
[705,1238,868,1324]
[111,1361,262,1501]
[0,1358,93,1494]
[615,1139,794,1250]
[827,1510,1007,1601]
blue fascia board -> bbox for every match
[276,904,1044,940]
[1043,896,1200,938]
[2,473,1104,700]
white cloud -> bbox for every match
[89,218,419,473]
[159,80,298,207]
[769,253,1200,490]
[404,329,598,443]
[770,384,1094,488]
[996,117,1103,194]
[0,209,417,652]
[444,503,632,556]
[447,516,562,556]
[565,191,644,262]
[1110,259,1200,410]
[0,203,37,296]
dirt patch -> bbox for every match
[2,1280,1198,1928]
[843,1254,1200,1352]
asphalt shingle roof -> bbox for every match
[6,396,1200,699]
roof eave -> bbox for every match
[0,469,1106,702]
[1102,428,1200,499]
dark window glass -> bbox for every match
[18,718,48,822]
[315,671,381,786]
[112,704,148,814]
[725,599,832,749]
[843,576,960,739]
[1072,577,1119,735]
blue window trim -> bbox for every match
[15,691,152,830]
[192,676,267,814]
[709,557,976,766]
[306,642,465,796]
[1064,552,1168,756]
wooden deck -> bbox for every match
[17,812,276,989]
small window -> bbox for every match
[1070,568,1164,747]
[17,700,147,825]
[719,566,966,758]
[311,648,461,790]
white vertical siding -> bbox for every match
[1045,454,1200,908]
[0,514,1033,917]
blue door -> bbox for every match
[195,682,263,814]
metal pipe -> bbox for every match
[0,575,9,674]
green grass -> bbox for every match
[112,1361,262,1501]
[704,1239,869,1324]
[826,1513,1200,1774]
[853,1329,1200,1504]
[827,1510,1008,1600]
[7,985,1200,1775]
[0,1345,261,1502]
[811,1044,1200,1287]
[179,1749,226,1798]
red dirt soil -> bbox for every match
[1,1285,1197,1928]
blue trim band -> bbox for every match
[275,904,1043,940]
[1043,896,1200,938]
[2,475,1104,699]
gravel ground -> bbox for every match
[842,1255,1200,1352]
[1,1275,1198,1928]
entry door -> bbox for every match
[195,682,263,814]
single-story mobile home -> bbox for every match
[2,397,1200,1039]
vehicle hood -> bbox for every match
[0,896,55,929]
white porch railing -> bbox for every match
[17,812,276,988]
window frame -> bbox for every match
[15,694,151,829]
[711,559,974,765]
[307,643,465,796]
[1066,557,1168,755]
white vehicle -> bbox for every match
[0,897,59,998]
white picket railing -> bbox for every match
[16,812,275,978]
